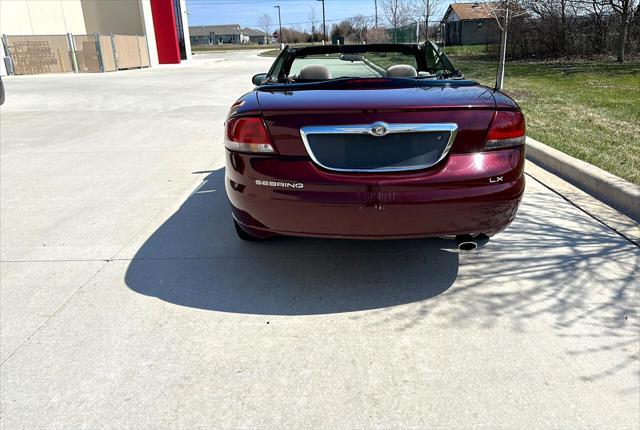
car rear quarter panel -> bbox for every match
[227,91,261,117]
[492,90,520,110]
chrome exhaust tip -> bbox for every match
[455,234,478,251]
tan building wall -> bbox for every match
[0,0,87,35]
[80,0,144,35]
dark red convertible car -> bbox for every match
[224,43,525,250]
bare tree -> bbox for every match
[350,15,372,43]
[281,26,312,43]
[525,0,579,55]
[486,1,527,89]
[413,0,443,40]
[258,14,272,42]
[608,0,638,62]
[381,0,412,29]
[583,0,611,53]
[366,26,391,43]
[475,0,639,61]
[330,20,354,40]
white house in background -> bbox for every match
[189,24,246,45]
[242,28,270,45]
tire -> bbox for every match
[234,219,265,241]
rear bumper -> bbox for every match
[225,148,525,239]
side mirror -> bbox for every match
[252,73,268,86]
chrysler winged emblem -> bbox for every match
[370,122,388,137]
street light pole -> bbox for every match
[317,0,326,43]
[274,5,283,44]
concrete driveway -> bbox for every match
[1,51,638,429]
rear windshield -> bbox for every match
[290,51,419,79]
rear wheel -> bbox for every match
[234,219,266,241]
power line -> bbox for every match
[186,0,378,29]
[187,0,317,5]
[188,14,377,29]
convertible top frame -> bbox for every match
[266,42,459,83]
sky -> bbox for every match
[185,0,453,31]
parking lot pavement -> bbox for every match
[1,51,638,429]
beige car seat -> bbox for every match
[386,64,418,77]
[298,64,332,80]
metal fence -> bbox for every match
[2,33,150,75]
[73,34,101,72]
[2,35,73,75]
[99,35,117,72]
[388,23,419,44]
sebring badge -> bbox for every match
[370,122,389,137]
[255,179,304,189]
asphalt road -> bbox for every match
[1,51,638,429]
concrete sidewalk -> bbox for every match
[1,51,638,429]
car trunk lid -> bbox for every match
[257,85,498,161]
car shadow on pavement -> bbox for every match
[124,168,459,315]
[361,176,639,390]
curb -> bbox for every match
[525,137,640,222]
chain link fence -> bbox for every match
[2,33,150,76]
[387,23,419,44]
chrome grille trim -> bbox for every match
[299,122,458,173]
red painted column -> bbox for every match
[150,0,181,64]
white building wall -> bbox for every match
[0,0,87,35]
[139,0,159,66]
[179,0,191,61]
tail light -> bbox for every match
[484,111,526,150]
[225,116,275,153]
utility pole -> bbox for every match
[274,5,283,45]
[317,0,326,43]
[374,0,378,27]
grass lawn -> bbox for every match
[259,47,313,57]
[441,44,498,56]
[452,56,640,184]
